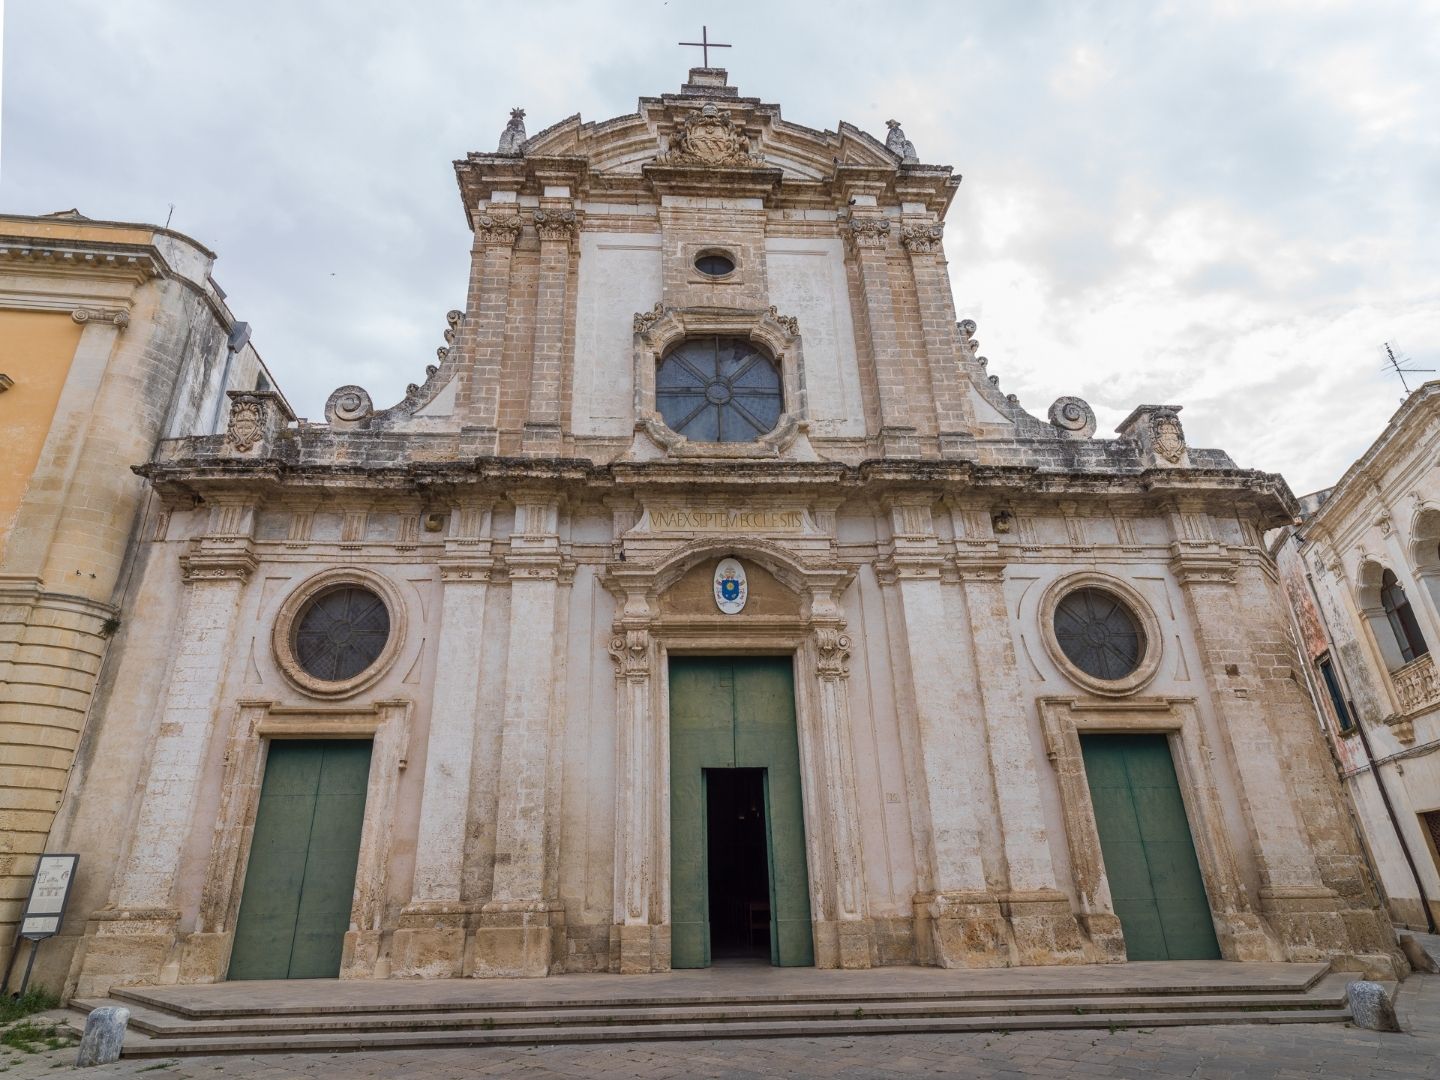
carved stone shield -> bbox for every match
[227,400,263,452]
[1152,413,1185,463]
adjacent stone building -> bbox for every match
[0,211,277,979]
[1273,382,1440,935]
[33,69,1401,998]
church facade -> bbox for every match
[44,69,1401,997]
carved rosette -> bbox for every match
[473,213,523,247]
[900,222,944,254]
[1048,396,1097,439]
[608,629,652,678]
[844,217,891,250]
[533,209,577,243]
[814,628,852,678]
[632,302,665,336]
[657,103,763,167]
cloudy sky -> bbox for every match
[5,1,1437,493]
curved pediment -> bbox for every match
[517,91,908,181]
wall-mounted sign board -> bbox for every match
[19,854,78,940]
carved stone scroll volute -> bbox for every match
[814,627,852,678]
[608,628,652,679]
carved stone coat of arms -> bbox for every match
[1151,410,1186,463]
[659,103,761,167]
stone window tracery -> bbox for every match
[293,585,392,682]
[273,569,406,699]
[656,336,782,443]
[1053,587,1145,681]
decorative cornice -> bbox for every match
[180,550,258,582]
[0,241,161,280]
[900,222,944,254]
[473,213,524,247]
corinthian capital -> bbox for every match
[844,216,891,250]
[474,213,523,247]
[901,222,944,254]
[533,208,577,243]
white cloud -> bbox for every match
[4,0,1436,494]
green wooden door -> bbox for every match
[1081,734,1220,961]
[670,656,814,968]
[229,740,372,980]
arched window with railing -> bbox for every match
[1380,568,1429,665]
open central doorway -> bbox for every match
[669,655,814,968]
[705,768,772,960]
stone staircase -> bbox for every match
[69,962,1355,1057]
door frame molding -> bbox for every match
[192,698,413,982]
[1038,695,1283,962]
[603,535,874,972]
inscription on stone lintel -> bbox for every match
[645,507,807,533]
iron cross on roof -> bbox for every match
[679,26,731,67]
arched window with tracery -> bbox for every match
[1380,568,1429,665]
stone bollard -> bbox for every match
[1346,980,1402,1033]
[1399,933,1440,974]
[76,1006,130,1067]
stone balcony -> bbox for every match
[1388,652,1440,743]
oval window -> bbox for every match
[656,336,782,442]
[292,585,392,683]
[1053,587,1145,681]
[694,252,736,277]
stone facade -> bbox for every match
[34,70,1401,997]
[0,211,277,978]
[1273,382,1440,934]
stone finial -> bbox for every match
[885,119,919,164]
[497,107,527,155]
[325,385,374,426]
[1049,396,1097,439]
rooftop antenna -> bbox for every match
[1381,341,1433,400]
[164,203,175,229]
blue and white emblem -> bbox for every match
[713,558,748,615]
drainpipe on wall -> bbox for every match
[1303,568,1437,933]
[206,321,252,435]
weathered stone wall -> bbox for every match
[1277,384,1440,933]
[0,215,280,979]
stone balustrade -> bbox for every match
[1391,652,1440,728]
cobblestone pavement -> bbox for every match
[0,972,1435,1080]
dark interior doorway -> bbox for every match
[705,767,772,960]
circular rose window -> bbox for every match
[292,585,391,682]
[1053,587,1145,681]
